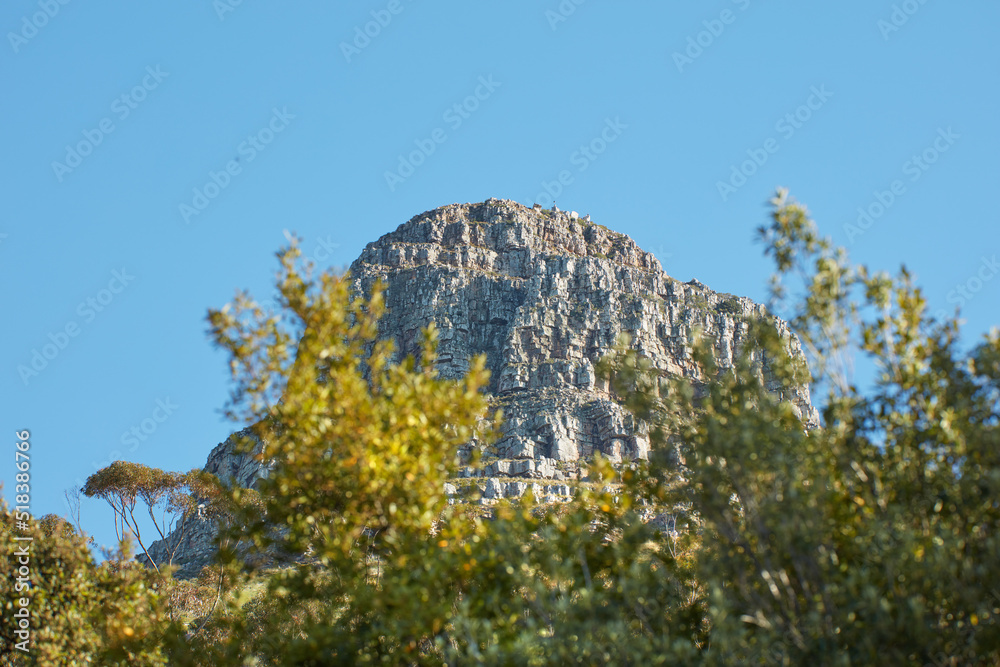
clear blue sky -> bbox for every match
[3,1,998,552]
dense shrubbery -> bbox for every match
[0,503,179,665]
[7,191,998,665]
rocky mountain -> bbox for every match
[149,198,818,576]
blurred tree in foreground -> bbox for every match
[0,495,179,665]
[602,190,999,665]
[179,243,702,664]
[184,192,998,664]
[21,190,997,665]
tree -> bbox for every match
[81,462,200,573]
[152,192,998,664]
[63,487,84,536]
[201,243,495,661]
[601,189,1000,664]
[0,491,180,665]
[188,240,704,664]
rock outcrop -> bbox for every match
[148,198,818,577]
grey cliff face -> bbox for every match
[348,198,816,464]
[148,198,818,576]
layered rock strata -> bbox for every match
[148,198,818,576]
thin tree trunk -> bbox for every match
[127,506,160,575]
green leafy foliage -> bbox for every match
[82,461,203,573]
[1,495,180,665]
[187,208,999,663]
[190,241,704,663]
[607,190,1000,665]
[30,193,1000,664]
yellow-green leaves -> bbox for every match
[160,199,1000,664]
[611,189,1000,665]
[1,496,180,665]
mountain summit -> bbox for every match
[151,198,818,575]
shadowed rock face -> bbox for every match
[148,198,818,577]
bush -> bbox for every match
[31,191,999,664]
[604,190,1000,664]
[0,497,180,665]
